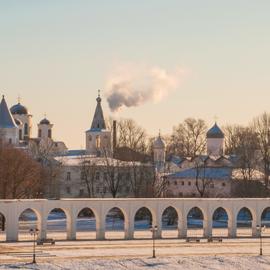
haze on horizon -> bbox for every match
[1,0,270,149]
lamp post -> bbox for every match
[29,228,39,264]
[150,225,158,258]
[256,225,266,256]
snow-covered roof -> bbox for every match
[232,169,265,180]
[168,167,233,180]
[54,155,142,167]
[0,95,17,128]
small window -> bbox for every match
[188,181,191,186]
[66,187,71,194]
[174,180,177,186]
[48,129,52,139]
[19,129,22,140]
[66,172,71,181]
[24,123,28,135]
[8,138,12,144]
[222,182,226,187]
[79,189,84,196]
[167,181,170,186]
[192,193,196,197]
[178,192,183,197]
[38,129,41,138]
[103,186,106,193]
[89,135,92,141]
[95,171,100,180]
[181,181,184,186]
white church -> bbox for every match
[0,92,252,198]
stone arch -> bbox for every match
[236,207,253,237]
[187,207,204,237]
[212,207,228,237]
[0,212,6,242]
[105,207,126,239]
[161,206,179,238]
[47,208,70,240]
[261,207,270,226]
[18,208,41,241]
[134,207,153,239]
[261,207,270,236]
[76,208,96,240]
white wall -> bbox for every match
[0,198,267,242]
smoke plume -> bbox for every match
[105,64,186,112]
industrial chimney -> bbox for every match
[112,120,117,156]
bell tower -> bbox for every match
[85,91,111,156]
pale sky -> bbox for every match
[1,1,270,149]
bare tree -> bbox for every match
[28,139,62,198]
[111,118,148,154]
[168,118,207,157]
[224,125,259,180]
[102,150,123,198]
[253,112,270,187]
[223,124,243,155]
[193,156,212,197]
[0,143,42,199]
[79,155,98,198]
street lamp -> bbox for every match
[150,225,158,258]
[29,228,39,264]
[256,225,266,256]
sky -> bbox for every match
[0,1,270,149]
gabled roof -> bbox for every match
[0,96,17,128]
[89,93,106,131]
[207,123,224,139]
[168,167,232,180]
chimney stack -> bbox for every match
[113,120,117,156]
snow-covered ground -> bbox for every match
[1,237,270,269]
[2,256,270,270]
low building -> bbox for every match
[53,154,154,198]
[166,167,232,198]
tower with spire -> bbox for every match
[0,95,19,145]
[153,131,166,171]
[85,91,111,156]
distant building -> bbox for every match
[85,93,111,156]
[166,167,232,198]
[206,122,225,156]
[0,95,67,155]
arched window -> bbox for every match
[19,129,22,140]
[48,129,52,138]
[89,135,92,141]
[24,123,28,135]
[38,129,41,138]
[96,135,100,148]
